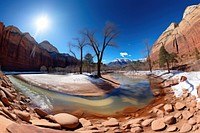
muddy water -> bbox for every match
[8,73,154,115]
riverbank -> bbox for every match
[1,71,199,132]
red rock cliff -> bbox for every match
[151,4,200,67]
[0,22,77,71]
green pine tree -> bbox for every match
[159,45,171,73]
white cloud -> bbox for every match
[120,52,128,57]
[120,52,131,58]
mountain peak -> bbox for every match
[39,41,59,53]
[108,58,132,66]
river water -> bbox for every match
[8,73,154,115]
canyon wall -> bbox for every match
[0,22,77,71]
[151,4,200,67]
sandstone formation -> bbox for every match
[0,23,77,71]
[39,40,59,53]
[151,4,200,68]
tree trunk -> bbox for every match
[80,48,83,74]
[97,60,101,77]
[148,57,152,72]
[166,60,170,73]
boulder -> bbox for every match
[141,118,154,127]
[174,112,182,118]
[164,104,173,112]
[79,118,92,127]
[53,113,79,129]
[6,123,72,133]
[102,118,119,127]
[167,125,177,132]
[180,76,187,82]
[188,118,196,125]
[30,119,61,129]
[182,110,193,120]
[130,127,143,133]
[175,102,186,110]
[14,110,30,122]
[34,108,48,118]
[164,116,176,125]
[180,123,192,133]
[151,119,166,131]
[125,118,143,126]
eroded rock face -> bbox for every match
[39,40,59,53]
[0,23,77,71]
[150,4,200,68]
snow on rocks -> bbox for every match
[125,70,200,99]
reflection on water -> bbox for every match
[8,73,154,115]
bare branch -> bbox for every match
[68,42,76,58]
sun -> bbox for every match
[36,15,49,31]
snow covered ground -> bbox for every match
[19,73,104,85]
[125,70,200,99]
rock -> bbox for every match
[180,76,187,82]
[45,115,56,122]
[175,102,186,110]
[190,101,197,108]
[182,110,193,120]
[164,116,176,125]
[102,118,119,127]
[40,40,59,53]
[174,112,182,119]
[0,23,78,71]
[141,118,154,127]
[188,118,196,125]
[150,4,200,67]
[2,108,17,121]
[53,113,79,129]
[30,119,61,129]
[197,85,200,98]
[154,103,164,109]
[151,119,166,131]
[0,101,4,107]
[34,108,48,118]
[126,118,143,125]
[164,79,179,87]
[164,104,173,112]
[197,102,200,109]
[156,109,164,117]
[6,123,72,133]
[196,116,200,124]
[131,124,141,128]
[0,90,10,106]
[0,115,14,132]
[130,127,143,133]
[14,110,30,122]
[79,118,92,127]
[180,123,192,133]
[167,125,177,132]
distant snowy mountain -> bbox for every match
[108,58,132,66]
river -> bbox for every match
[8,73,154,115]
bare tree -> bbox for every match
[73,37,87,74]
[68,42,76,58]
[144,39,152,72]
[82,22,119,77]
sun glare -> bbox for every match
[36,15,49,31]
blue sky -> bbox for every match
[0,0,199,63]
